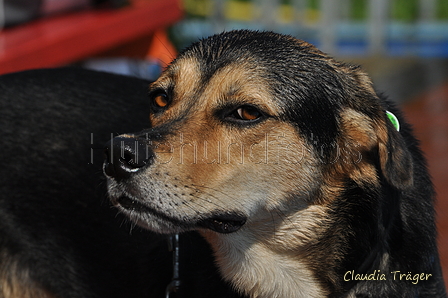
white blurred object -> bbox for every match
[83,58,163,81]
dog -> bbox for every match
[0,30,446,298]
[103,30,447,297]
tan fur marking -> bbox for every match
[333,109,381,185]
[1,255,54,298]
[149,56,202,126]
[340,109,378,150]
[352,69,376,95]
[337,63,376,95]
[203,60,281,116]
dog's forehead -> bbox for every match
[204,60,283,114]
[157,56,201,96]
[156,53,281,116]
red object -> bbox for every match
[146,29,177,67]
[403,84,448,288]
[0,0,183,75]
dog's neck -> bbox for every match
[202,233,324,298]
[200,206,327,298]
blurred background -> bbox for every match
[1,0,447,287]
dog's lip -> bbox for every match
[198,214,247,234]
[116,196,186,226]
[116,196,150,212]
[115,196,246,234]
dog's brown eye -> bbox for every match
[220,104,265,125]
[154,93,169,108]
[235,106,261,121]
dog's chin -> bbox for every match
[114,196,247,234]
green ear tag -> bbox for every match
[386,111,400,132]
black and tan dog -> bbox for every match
[103,30,447,297]
[0,30,446,297]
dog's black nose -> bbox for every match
[103,136,153,180]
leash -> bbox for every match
[165,233,181,298]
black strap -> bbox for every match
[165,234,181,298]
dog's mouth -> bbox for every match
[197,214,247,234]
[117,196,153,213]
[116,196,246,234]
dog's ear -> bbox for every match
[376,111,414,189]
[339,109,413,190]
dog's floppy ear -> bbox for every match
[339,108,413,190]
[350,69,414,189]
[376,111,414,189]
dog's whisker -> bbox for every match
[183,193,230,216]
[187,184,237,209]
[176,196,209,215]
[190,184,236,201]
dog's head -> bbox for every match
[103,30,413,238]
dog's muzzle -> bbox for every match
[103,136,153,180]
[103,136,247,234]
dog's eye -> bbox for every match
[153,93,169,108]
[218,104,266,125]
[233,106,262,121]
[150,91,171,112]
